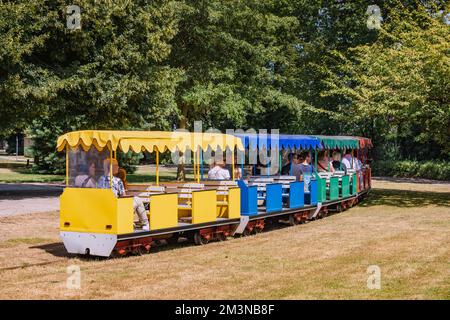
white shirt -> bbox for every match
[342,155,355,170]
[208,166,231,180]
[74,175,96,188]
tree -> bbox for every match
[321,2,450,158]
[169,0,315,131]
[1,0,182,171]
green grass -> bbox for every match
[0,180,449,299]
[0,162,64,183]
[0,160,66,183]
[0,169,193,184]
[0,172,65,183]
[127,172,194,183]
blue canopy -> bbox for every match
[234,133,321,150]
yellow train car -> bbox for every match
[57,130,244,257]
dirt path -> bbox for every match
[0,183,63,217]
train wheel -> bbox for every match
[137,245,151,256]
[242,228,252,237]
[217,233,227,241]
[288,215,299,226]
[166,234,179,245]
[194,232,209,245]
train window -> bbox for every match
[68,146,110,188]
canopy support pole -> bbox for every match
[279,150,282,175]
[197,148,200,183]
[327,149,330,171]
[232,149,235,180]
[314,149,318,174]
[200,151,204,180]
[191,149,195,182]
[290,152,293,176]
[240,150,244,179]
[351,149,354,169]
[156,148,159,186]
[65,145,69,187]
[109,145,113,188]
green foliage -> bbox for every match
[29,118,65,174]
[116,151,143,174]
[372,160,450,180]
[321,1,450,158]
[1,0,449,175]
[170,0,313,130]
[1,0,182,130]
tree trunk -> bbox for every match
[176,103,189,181]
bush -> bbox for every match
[29,120,66,174]
[116,151,142,174]
[372,160,450,181]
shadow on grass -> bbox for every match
[30,242,71,258]
[0,162,28,170]
[33,220,296,260]
[373,176,450,184]
[0,183,63,199]
[361,188,450,208]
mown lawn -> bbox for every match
[0,160,191,183]
[0,180,448,299]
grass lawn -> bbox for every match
[0,168,65,183]
[0,179,448,299]
[0,159,192,183]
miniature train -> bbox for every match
[57,130,372,257]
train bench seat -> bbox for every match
[244,178,283,213]
[273,176,297,197]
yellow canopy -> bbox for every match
[56,130,244,153]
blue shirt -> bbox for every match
[97,175,125,197]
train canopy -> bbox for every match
[313,135,360,149]
[353,136,373,149]
[234,133,321,150]
[57,130,244,153]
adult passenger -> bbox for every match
[291,154,302,181]
[207,161,231,180]
[298,152,314,190]
[317,151,328,172]
[74,162,97,188]
[330,151,347,174]
[98,158,149,231]
[341,150,355,170]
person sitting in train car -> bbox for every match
[317,151,328,172]
[298,152,314,190]
[74,162,97,188]
[234,166,242,180]
[207,160,231,180]
[114,166,128,190]
[341,150,356,170]
[97,158,150,231]
[291,153,302,180]
[329,151,347,174]
[280,150,291,175]
[354,156,364,187]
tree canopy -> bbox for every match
[0,0,448,171]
